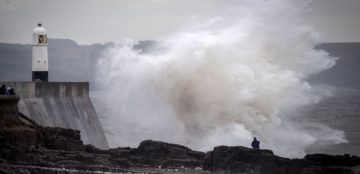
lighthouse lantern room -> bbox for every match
[32,23,48,82]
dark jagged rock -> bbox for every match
[109,147,132,160]
[203,145,360,174]
[203,146,299,174]
[1,95,360,173]
[0,96,129,173]
[130,140,205,168]
[0,163,130,174]
[0,95,20,114]
[40,127,84,151]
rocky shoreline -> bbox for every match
[1,96,360,173]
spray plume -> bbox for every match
[93,0,346,157]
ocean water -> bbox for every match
[305,88,360,156]
[91,87,360,157]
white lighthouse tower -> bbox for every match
[32,23,48,82]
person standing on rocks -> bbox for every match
[251,137,260,149]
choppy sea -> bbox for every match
[305,88,360,156]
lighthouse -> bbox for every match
[0,23,109,149]
[32,23,48,82]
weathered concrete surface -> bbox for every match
[1,82,108,149]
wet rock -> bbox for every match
[84,144,109,154]
[0,126,38,151]
[302,166,354,174]
[0,111,130,172]
[1,97,360,174]
[40,127,84,151]
[0,163,129,174]
[109,147,132,167]
[130,140,205,168]
[109,147,132,158]
[203,145,299,174]
[203,145,360,174]
[0,95,20,114]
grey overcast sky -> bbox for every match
[0,0,359,44]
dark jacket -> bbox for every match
[251,138,260,149]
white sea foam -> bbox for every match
[93,0,346,157]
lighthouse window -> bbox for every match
[38,35,44,43]
[38,35,47,44]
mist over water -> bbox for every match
[93,0,346,157]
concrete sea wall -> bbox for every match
[1,82,108,149]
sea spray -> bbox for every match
[93,0,346,157]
